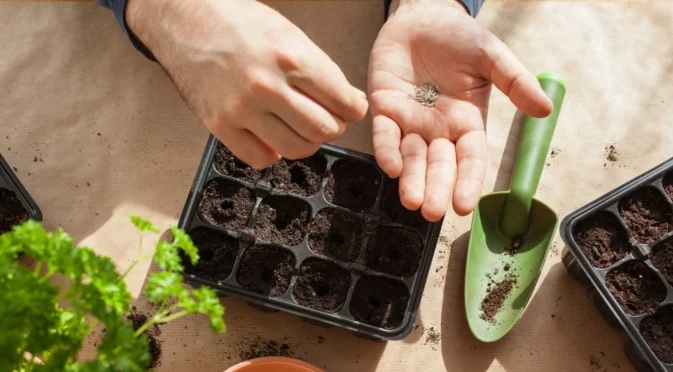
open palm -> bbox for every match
[369,2,552,221]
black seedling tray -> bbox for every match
[0,153,42,228]
[561,157,673,372]
[177,135,443,340]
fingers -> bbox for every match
[399,134,427,211]
[453,130,487,216]
[289,53,368,124]
[271,87,347,144]
[372,115,403,178]
[421,138,457,222]
[214,126,280,170]
[480,34,553,118]
[246,113,321,160]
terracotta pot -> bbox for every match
[224,357,324,372]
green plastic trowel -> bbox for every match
[464,72,566,342]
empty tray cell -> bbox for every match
[236,244,295,297]
[650,236,673,285]
[349,275,410,329]
[254,195,310,246]
[380,180,426,228]
[664,171,673,201]
[640,305,673,364]
[183,227,239,282]
[572,211,631,268]
[324,160,381,211]
[618,186,673,244]
[365,226,423,277]
[308,208,365,263]
[267,153,327,197]
[605,260,667,316]
[0,188,29,235]
[198,178,255,231]
[292,257,351,312]
[214,145,264,183]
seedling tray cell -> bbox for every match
[561,157,673,372]
[178,136,444,340]
[0,153,41,234]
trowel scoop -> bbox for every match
[464,73,566,342]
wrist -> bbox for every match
[388,0,468,17]
[126,0,170,61]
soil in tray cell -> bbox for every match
[380,180,426,228]
[214,145,264,183]
[324,160,381,212]
[605,260,667,316]
[618,186,673,245]
[183,227,239,282]
[254,195,310,246]
[198,179,255,231]
[349,275,410,329]
[237,244,295,297]
[0,188,29,235]
[365,226,423,278]
[650,236,673,285]
[267,153,326,197]
[572,211,631,268]
[292,258,351,312]
[308,208,365,263]
[640,305,673,364]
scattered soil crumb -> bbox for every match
[239,337,294,361]
[414,83,440,107]
[605,144,619,162]
[506,236,525,255]
[480,275,518,323]
[317,335,326,344]
[424,327,440,349]
[504,263,511,271]
[550,148,560,158]
[589,354,602,370]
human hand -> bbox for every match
[127,0,368,169]
[369,0,553,221]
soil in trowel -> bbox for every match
[480,274,518,323]
[505,236,525,255]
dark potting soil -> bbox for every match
[254,195,310,246]
[349,275,410,329]
[292,258,351,312]
[324,160,380,211]
[572,211,631,268]
[308,208,365,263]
[0,188,29,235]
[183,227,240,281]
[605,260,666,316]
[236,245,295,297]
[618,187,673,244]
[640,305,673,364]
[380,180,426,228]
[214,145,264,183]
[365,226,423,277]
[480,275,518,323]
[266,153,326,197]
[198,179,255,231]
[127,311,161,369]
[651,236,673,284]
[505,236,525,255]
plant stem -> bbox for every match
[155,310,189,325]
[34,260,42,276]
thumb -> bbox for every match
[479,33,553,118]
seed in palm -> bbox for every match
[414,83,440,107]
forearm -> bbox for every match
[96,0,156,60]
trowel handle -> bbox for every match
[500,72,566,238]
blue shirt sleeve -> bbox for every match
[383,0,484,18]
[96,0,156,61]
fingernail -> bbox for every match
[356,88,367,100]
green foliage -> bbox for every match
[0,216,226,372]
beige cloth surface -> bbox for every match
[2,1,673,371]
